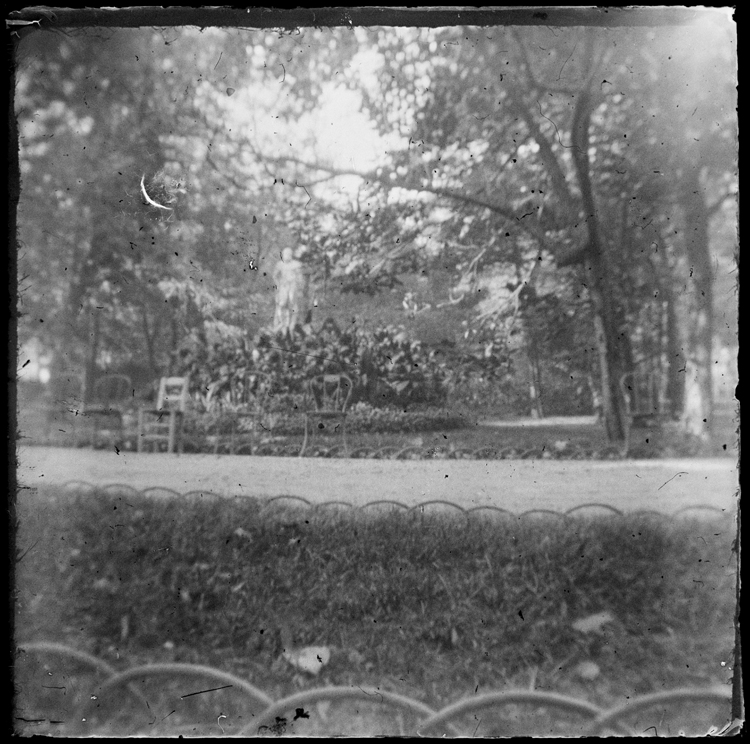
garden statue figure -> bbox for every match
[272,247,313,335]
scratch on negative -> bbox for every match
[657,472,688,491]
[358,687,383,702]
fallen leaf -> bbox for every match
[283,646,331,676]
[574,660,601,680]
[571,611,615,634]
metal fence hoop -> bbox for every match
[374,446,401,459]
[472,447,499,460]
[584,687,733,736]
[417,689,607,735]
[182,489,226,501]
[395,446,424,460]
[467,505,516,518]
[265,495,313,508]
[449,447,475,459]
[75,662,274,728]
[629,509,670,520]
[565,503,624,517]
[243,685,454,737]
[17,640,120,680]
[315,500,355,511]
[672,504,730,518]
[518,509,570,521]
[360,499,410,512]
[101,483,143,498]
[348,447,372,458]
[141,486,182,499]
[409,500,468,516]
[17,641,150,716]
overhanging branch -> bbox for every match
[253,152,550,249]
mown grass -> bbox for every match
[13,486,737,735]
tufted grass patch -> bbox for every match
[13,485,737,735]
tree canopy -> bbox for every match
[13,11,737,441]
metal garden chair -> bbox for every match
[619,368,666,429]
[299,373,353,457]
[205,373,272,455]
[77,373,132,448]
[137,376,189,454]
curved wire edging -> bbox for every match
[101,483,143,498]
[264,494,313,508]
[141,486,183,499]
[416,689,616,735]
[672,504,728,518]
[55,481,733,521]
[408,499,469,515]
[182,489,227,500]
[518,508,570,520]
[17,641,150,711]
[17,642,731,737]
[243,685,457,737]
[564,503,624,517]
[76,662,274,726]
[316,500,356,510]
[360,499,410,511]
[18,640,120,679]
[467,505,516,518]
[583,687,732,736]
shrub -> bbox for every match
[181,401,465,441]
[176,319,450,411]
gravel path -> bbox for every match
[17,446,738,515]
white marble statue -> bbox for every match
[272,247,311,334]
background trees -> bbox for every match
[15,15,736,443]
[266,20,736,441]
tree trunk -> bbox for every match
[140,304,159,378]
[571,88,629,444]
[528,351,544,418]
[679,166,714,439]
[168,316,179,376]
[82,307,100,405]
[663,282,685,418]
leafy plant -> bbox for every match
[176,319,450,411]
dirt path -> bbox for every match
[17,445,738,515]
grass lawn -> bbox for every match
[20,398,738,460]
[169,420,733,462]
[13,485,737,736]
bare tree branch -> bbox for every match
[251,151,551,249]
[510,29,581,95]
[706,190,736,217]
[505,82,578,214]
[475,256,540,323]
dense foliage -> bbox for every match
[177,318,451,410]
[14,16,737,442]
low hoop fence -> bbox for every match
[56,482,733,522]
[15,641,734,737]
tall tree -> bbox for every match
[15,28,279,398]
[243,21,736,442]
